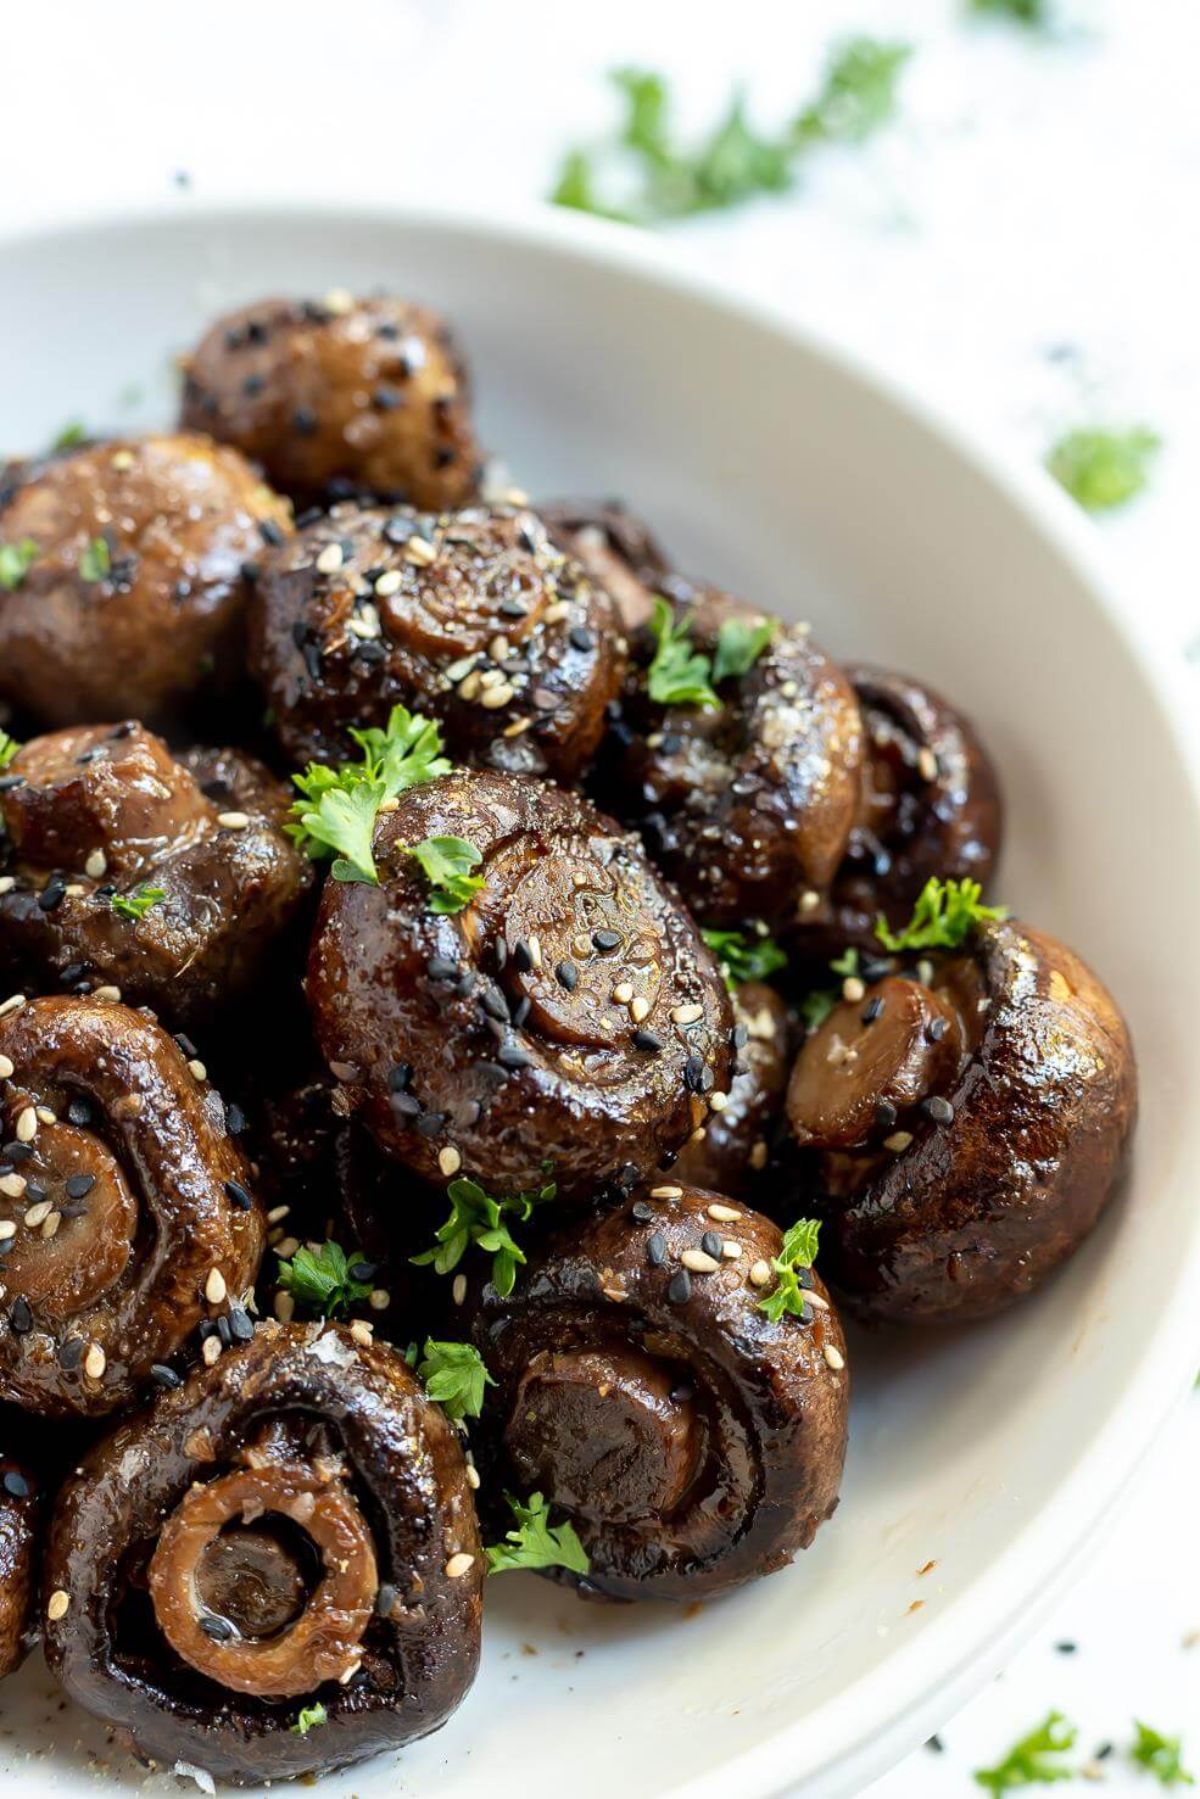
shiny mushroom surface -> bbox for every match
[540,496,673,632]
[471,1185,847,1601]
[307,769,735,1204]
[0,435,291,728]
[43,1322,482,1783]
[180,294,480,511]
[672,980,792,1199]
[0,723,312,1026]
[786,921,1137,1323]
[0,1450,37,1677]
[0,996,263,1415]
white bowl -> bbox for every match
[1,202,1198,1799]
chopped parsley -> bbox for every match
[79,536,112,583]
[551,41,910,226]
[973,1711,1077,1792]
[485,1491,590,1576]
[875,877,1008,954]
[0,538,38,592]
[1046,427,1161,514]
[758,1218,822,1323]
[969,0,1050,23]
[712,615,775,684]
[52,419,88,451]
[275,1240,373,1319]
[701,926,788,991]
[412,1175,557,1299]
[416,1338,495,1422]
[110,884,166,921]
[287,704,451,885]
[646,600,774,709]
[408,836,485,914]
[290,1702,327,1736]
[1130,1721,1194,1788]
[0,732,20,772]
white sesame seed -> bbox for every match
[0,879,13,898]
[707,1204,741,1222]
[613,982,634,1005]
[316,541,344,575]
[275,1236,300,1259]
[671,1003,704,1026]
[917,959,935,987]
[349,1319,373,1347]
[572,933,593,959]
[824,1344,845,1371]
[527,935,542,970]
[93,985,121,1004]
[84,849,108,880]
[806,1290,830,1310]
[798,889,821,916]
[459,671,481,701]
[114,1092,143,1117]
[111,449,135,472]
[488,634,511,662]
[0,996,26,1019]
[35,1107,55,1126]
[84,1343,106,1380]
[347,604,381,640]
[368,1289,390,1311]
[465,1462,481,1491]
[842,977,866,1004]
[543,601,570,625]
[438,1146,462,1177]
[750,1140,769,1170]
[374,568,403,597]
[47,1590,70,1622]
[917,747,938,782]
[650,1185,683,1200]
[274,1291,295,1322]
[15,1107,37,1144]
[445,1553,475,1579]
[405,535,437,566]
[266,1205,290,1225]
[502,716,532,738]
[188,1060,207,1084]
[452,1274,467,1305]
[0,1176,25,1200]
[202,1334,222,1366]
[630,996,651,1024]
[681,1248,720,1274]
[0,1221,15,1242]
[708,1091,729,1113]
[749,1260,772,1288]
[445,652,479,683]
[204,1268,227,1305]
[23,1200,51,1228]
[217,811,250,831]
[481,682,514,710]
[0,1057,11,1081]
[42,1211,61,1240]
[884,1131,914,1152]
[722,1241,742,1260]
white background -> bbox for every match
[3,0,1198,1790]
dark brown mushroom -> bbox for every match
[598,586,864,929]
[540,497,673,632]
[787,665,1003,960]
[0,995,264,1415]
[306,769,734,1204]
[785,920,1137,1323]
[0,723,312,1027]
[42,1322,482,1783]
[0,1449,38,1676]
[471,1185,847,1600]
[0,435,291,728]
[251,501,626,781]
[179,294,480,511]
[672,981,792,1198]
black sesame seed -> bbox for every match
[63,1173,95,1201]
[798,1266,814,1290]
[3,1143,32,1164]
[556,960,578,992]
[513,997,531,1029]
[372,385,403,411]
[375,1582,398,1618]
[700,1231,722,1258]
[1,1470,29,1499]
[667,1269,692,1304]
[225,1102,247,1136]
[0,776,24,793]
[58,1337,83,1370]
[926,1017,948,1042]
[293,406,318,436]
[258,519,285,547]
[151,1363,183,1389]
[498,1041,532,1070]
[659,732,685,756]
[38,876,66,913]
[415,1111,446,1138]
[684,1055,706,1093]
[9,1297,32,1334]
[862,997,885,1024]
[223,1179,252,1211]
[862,956,893,983]
[568,625,595,653]
[1055,1640,1077,1655]
[240,560,260,584]
[200,1616,235,1642]
[1095,1744,1114,1762]
[499,596,528,618]
[630,1201,654,1223]
[925,1736,945,1755]
[387,1063,412,1092]
[732,1023,749,1049]
[633,1029,663,1052]
[874,1099,898,1130]
[228,1306,255,1343]
[592,929,621,952]
[174,1033,199,1060]
[923,1096,955,1125]
[647,1232,667,1267]
[426,956,459,981]
[23,1185,46,1205]
[242,373,265,398]
[348,1261,377,1283]
[58,1204,88,1221]
[216,1316,233,1347]
[512,940,534,974]
[479,990,510,1023]
[391,1091,421,1117]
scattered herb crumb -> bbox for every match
[276,1240,373,1319]
[485,1491,590,1575]
[110,884,166,921]
[0,538,38,592]
[1130,1721,1195,1788]
[974,1710,1077,1791]
[79,536,112,583]
[701,926,787,990]
[1046,427,1161,514]
[290,1703,327,1736]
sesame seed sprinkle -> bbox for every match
[681,1248,719,1274]
[824,1344,846,1371]
[204,1268,227,1305]
[217,811,250,831]
[47,1590,70,1622]
[445,1553,475,1579]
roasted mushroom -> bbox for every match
[540,497,673,632]
[0,722,312,1027]
[180,294,480,511]
[0,435,290,727]
[785,918,1137,1323]
[788,665,1003,960]
[599,586,864,929]
[42,1322,482,1783]
[0,1448,37,1677]
[307,769,734,1203]
[0,995,264,1415]
[672,981,792,1198]
[251,501,626,781]
[471,1185,847,1600]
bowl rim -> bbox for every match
[3,195,1199,1798]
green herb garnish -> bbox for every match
[485,1491,590,1576]
[276,1240,373,1319]
[110,884,166,921]
[1130,1722,1195,1788]
[758,1218,822,1323]
[416,1338,495,1422]
[1046,427,1161,514]
[290,1703,327,1736]
[794,37,914,146]
[974,1712,1077,1792]
[712,615,775,684]
[799,949,860,1032]
[875,877,1008,954]
[408,836,485,914]
[412,1176,557,1299]
[701,926,787,991]
[79,536,111,583]
[968,0,1050,23]
[646,598,720,708]
[0,732,21,772]
[0,539,38,592]
[52,420,88,451]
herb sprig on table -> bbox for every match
[1046,427,1162,514]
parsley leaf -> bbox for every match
[110,883,166,921]
[701,927,788,991]
[411,1175,557,1299]
[712,614,774,684]
[485,1491,590,1576]
[1130,1722,1195,1788]
[974,1712,1077,1792]
[347,707,451,797]
[0,731,21,772]
[0,539,38,592]
[79,536,111,583]
[969,0,1050,23]
[758,1218,822,1323]
[646,597,719,707]
[793,37,913,147]
[408,836,485,914]
[416,1338,495,1422]
[52,420,88,451]
[290,1703,327,1736]
[876,877,1008,954]
[276,1240,373,1319]
[1046,427,1161,513]
[288,703,451,885]
[295,778,385,885]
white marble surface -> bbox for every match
[4,0,1198,1790]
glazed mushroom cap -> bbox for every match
[0,995,264,1415]
[179,294,480,511]
[601,587,864,929]
[788,665,1004,961]
[540,497,673,632]
[0,1452,37,1677]
[0,723,312,1026]
[672,981,792,1198]
[42,1323,482,1784]
[306,769,735,1204]
[251,501,626,781]
[789,921,1137,1323]
[472,1185,847,1601]
[0,435,291,727]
